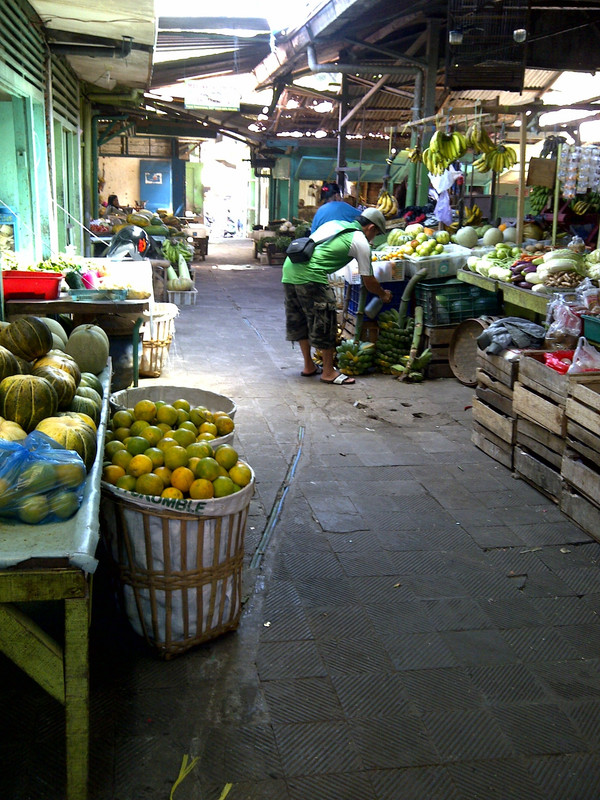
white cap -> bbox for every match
[359,207,387,235]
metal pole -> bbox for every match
[552,143,562,247]
[337,74,349,192]
[516,111,528,244]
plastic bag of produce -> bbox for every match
[0,432,87,524]
[545,294,582,349]
[567,336,600,374]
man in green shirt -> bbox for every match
[282,207,392,385]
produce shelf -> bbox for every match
[501,283,549,316]
[456,268,498,293]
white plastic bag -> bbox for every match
[567,336,600,373]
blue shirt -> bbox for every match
[310,201,360,233]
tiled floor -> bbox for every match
[2,239,600,799]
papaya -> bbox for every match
[126,213,150,227]
[145,224,169,236]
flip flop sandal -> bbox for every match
[320,373,355,385]
[301,365,323,377]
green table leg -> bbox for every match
[65,590,90,800]
[132,316,143,387]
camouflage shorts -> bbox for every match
[283,282,337,350]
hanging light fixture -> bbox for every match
[513,28,527,43]
[448,30,463,45]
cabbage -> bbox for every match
[466,256,479,270]
[586,263,600,280]
[586,249,600,265]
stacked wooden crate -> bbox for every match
[423,326,455,379]
[471,349,519,469]
[561,380,600,538]
[513,352,600,502]
[512,352,571,501]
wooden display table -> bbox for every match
[0,365,110,800]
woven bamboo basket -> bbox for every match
[100,473,253,658]
[139,303,178,378]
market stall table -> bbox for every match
[0,365,110,800]
[5,295,150,386]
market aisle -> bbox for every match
[2,239,600,799]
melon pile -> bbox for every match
[0,315,109,471]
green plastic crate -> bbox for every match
[415,278,500,327]
[582,315,600,345]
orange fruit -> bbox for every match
[126,436,151,456]
[141,425,163,447]
[145,447,164,468]
[135,472,165,497]
[189,478,214,499]
[127,454,154,478]
[194,457,220,481]
[187,456,201,474]
[176,408,190,425]
[162,487,184,500]
[156,404,179,426]
[229,461,252,487]
[113,426,131,442]
[187,442,213,459]
[116,474,137,491]
[112,409,134,429]
[171,466,195,494]
[105,439,127,457]
[197,432,216,442]
[213,476,235,497]
[215,415,234,436]
[103,464,125,485]
[156,422,172,434]
[157,437,178,452]
[179,420,198,434]
[163,445,189,470]
[171,427,196,448]
[199,422,218,436]
[172,399,191,412]
[216,465,229,477]
[154,466,172,486]
[55,461,87,489]
[154,400,166,411]
[212,410,228,419]
[130,419,151,436]
[190,406,213,426]
[104,431,114,442]
[112,449,134,470]
[214,444,238,470]
[133,399,157,421]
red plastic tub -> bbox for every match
[1,270,62,300]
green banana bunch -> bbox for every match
[429,130,468,161]
[374,313,414,374]
[529,185,552,214]
[336,340,376,375]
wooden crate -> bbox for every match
[514,446,563,503]
[513,380,566,436]
[423,325,456,380]
[560,487,600,543]
[471,422,513,469]
[475,368,514,401]
[516,418,564,470]
[476,349,519,388]
[561,448,600,506]
[518,350,600,404]
[472,397,516,445]
[564,379,600,472]
[476,384,513,417]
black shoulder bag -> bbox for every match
[286,227,357,264]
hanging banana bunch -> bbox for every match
[421,129,468,175]
[466,122,495,154]
[403,145,422,164]
[472,144,517,174]
[375,189,399,219]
